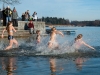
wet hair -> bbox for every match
[75,34,83,41]
[51,27,56,31]
[36,30,40,34]
[36,30,40,40]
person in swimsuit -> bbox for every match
[36,30,41,43]
[73,34,95,50]
[1,21,18,50]
[48,27,64,49]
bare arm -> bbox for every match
[56,30,64,37]
[12,26,16,32]
[82,41,95,50]
[1,28,6,38]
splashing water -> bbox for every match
[0,34,99,57]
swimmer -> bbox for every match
[48,27,64,49]
[36,30,41,43]
[1,21,18,50]
[73,34,95,50]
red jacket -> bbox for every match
[28,23,34,28]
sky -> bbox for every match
[0,0,100,21]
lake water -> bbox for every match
[0,27,100,75]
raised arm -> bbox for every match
[82,41,95,50]
[1,28,6,38]
[56,30,64,37]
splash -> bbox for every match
[0,35,99,57]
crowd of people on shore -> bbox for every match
[0,6,18,26]
[0,6,38,27]
[21,10,38,21]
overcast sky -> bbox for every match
[0,0,100,21]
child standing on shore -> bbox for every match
[1,21,18,50]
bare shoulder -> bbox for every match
[55,30,59,33]
[81,40,86,44]
[11,25,14,28]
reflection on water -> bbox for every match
[0,27,100,75]
[1,57,17,75]
[75,57,87,70]
[0,56,99,75]
[49,57,63,75]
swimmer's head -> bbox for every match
[6,21,13,31]
[36,30,40,34]
[51,27,56,31]
[77,34,83,39]
[7,21,13,26]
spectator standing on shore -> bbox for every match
[28,20,34,34]
[25,12,29,21]
[21,13,25,21]
[32,12,37,21]
[5,6,12,25]
[0,9,3,26]
[2,7,6,26]
[27,10,30,20]
[12,7,18,27]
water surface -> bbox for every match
[0,27,100,75]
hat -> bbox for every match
[7,6,10,8]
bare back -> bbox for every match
[50,31,56,42]
[6,25,16,36]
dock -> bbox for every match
[46,28,77,34]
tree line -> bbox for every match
[41,17,100,26]
[41,17,70,25]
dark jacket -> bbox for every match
[0,10,3,19]
[2,9,6,26]
[28,22,34,28]
[5,8,12,17]
[21,15,25,21]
